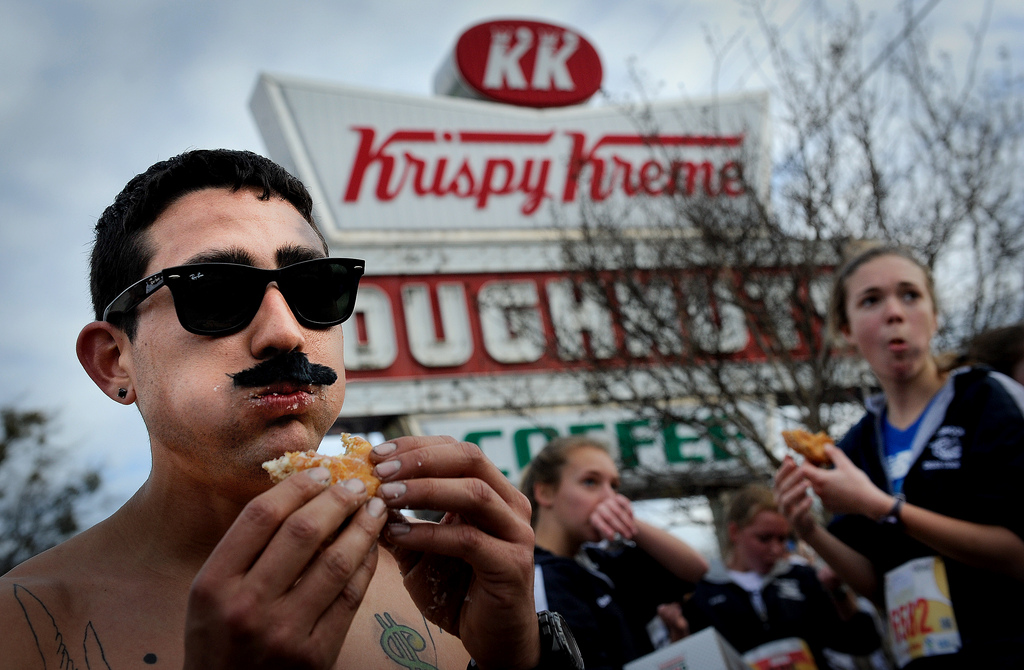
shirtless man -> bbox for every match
[0,149,560,669]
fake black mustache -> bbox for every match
[229,351,338,388]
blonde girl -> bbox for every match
[775,245,1024,668]
[521,435,708,670]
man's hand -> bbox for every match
[589,493,638,543]
[371,436,539,670]
[184,467,387,669]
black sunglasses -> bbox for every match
[102,257,365,336]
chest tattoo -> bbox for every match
[13,584,114,669]
[375,611,441,670]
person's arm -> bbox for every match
[589,493,709,582]
[656,602,690,642]
[804,566,883,656]
[882,496,1024,580]
[370,435,541,670]
[775,455,880,599]
[798,446,1024,582]
[184,467,388,669]
[633,519,709,583]
[817,564,865,621]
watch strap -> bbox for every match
[536,610,584,670]
[877,494,905,526]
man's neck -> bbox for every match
[111,466,260,577]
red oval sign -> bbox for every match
[454,19,603,108]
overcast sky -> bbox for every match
[2,0,1021,523]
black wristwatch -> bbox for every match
[466,611,584,670]
[536,610,585,670]
[877,494,905,527]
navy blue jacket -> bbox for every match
[830,367,1024,667]
[533,544,693,670]
[683,559,881,668]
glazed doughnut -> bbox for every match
[781,429,833,467]
[263,432,381,495]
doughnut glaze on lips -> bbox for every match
[248,382,318,414]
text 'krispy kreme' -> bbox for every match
[342,127,746,215]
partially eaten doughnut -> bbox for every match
[263,432,381,495]
[781,429,833,467]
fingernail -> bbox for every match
[373,442,397,456]
[374,460,401,478]
[380,482,407,500]
[342,478,366,494]
[388,522,411,536]
[306,467,331,484]
[366,497,386,517]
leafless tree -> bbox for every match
[547,0,1023,500]
[0,407,102,573]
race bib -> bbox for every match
[743,637,818,670]
[884,556,961,667]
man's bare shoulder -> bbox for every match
[0,545,89,669]
[0,522,189,669]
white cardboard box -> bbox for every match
[624,628,750,670]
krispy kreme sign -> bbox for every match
[250,41,772,418]
[250,74,768,239]
[341,268,829,378]
[335,266,830,418]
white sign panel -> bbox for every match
[251,73,769,248]
[250,71,775,420]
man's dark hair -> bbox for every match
[90,149,327,339]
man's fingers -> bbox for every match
[368,435,539,669]
[203,468,333,578]
[380,478,533,549]
[320,543,379,625]
[388,515,533,602]
[245,478,372,595]
[288,496,388,617]
[307,521,384,644]
[185,490,386,669]
[372,437,526,509]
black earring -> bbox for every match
[117,388,128,399]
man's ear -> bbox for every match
[77,321,136,403]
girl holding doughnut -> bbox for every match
[775,245,1024,668]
